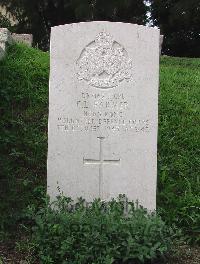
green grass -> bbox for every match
[158,56,200,243]
[0,44,49,235]
[0,45,199,244]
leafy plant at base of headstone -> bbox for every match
[27,195,175,264]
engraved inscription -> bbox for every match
[83,137,120,199]
[57,117,150,133]
[57,92,151,133]
[76,31,132,89]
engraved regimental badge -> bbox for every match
[76,31,132,89]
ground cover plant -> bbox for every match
[0,44,199,262]
[27,196,174,264]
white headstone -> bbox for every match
[48,22,160,210]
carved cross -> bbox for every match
[83,137,120,199]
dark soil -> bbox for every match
[0,240,199,264]
[166,243,200,264]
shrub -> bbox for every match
[28,196,174,264]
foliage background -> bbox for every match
[149,0,200,57]
[0,0,200,57]
[0,0,147,50]
[1,0,200,57]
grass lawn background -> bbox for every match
[0,44,199,245]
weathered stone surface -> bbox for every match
[0,28,13,59]
[0,28,13,45]
[12,33,33,47]
[47,22,160,210]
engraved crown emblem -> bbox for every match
[76,31,132,89]
[95,31,113,48]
